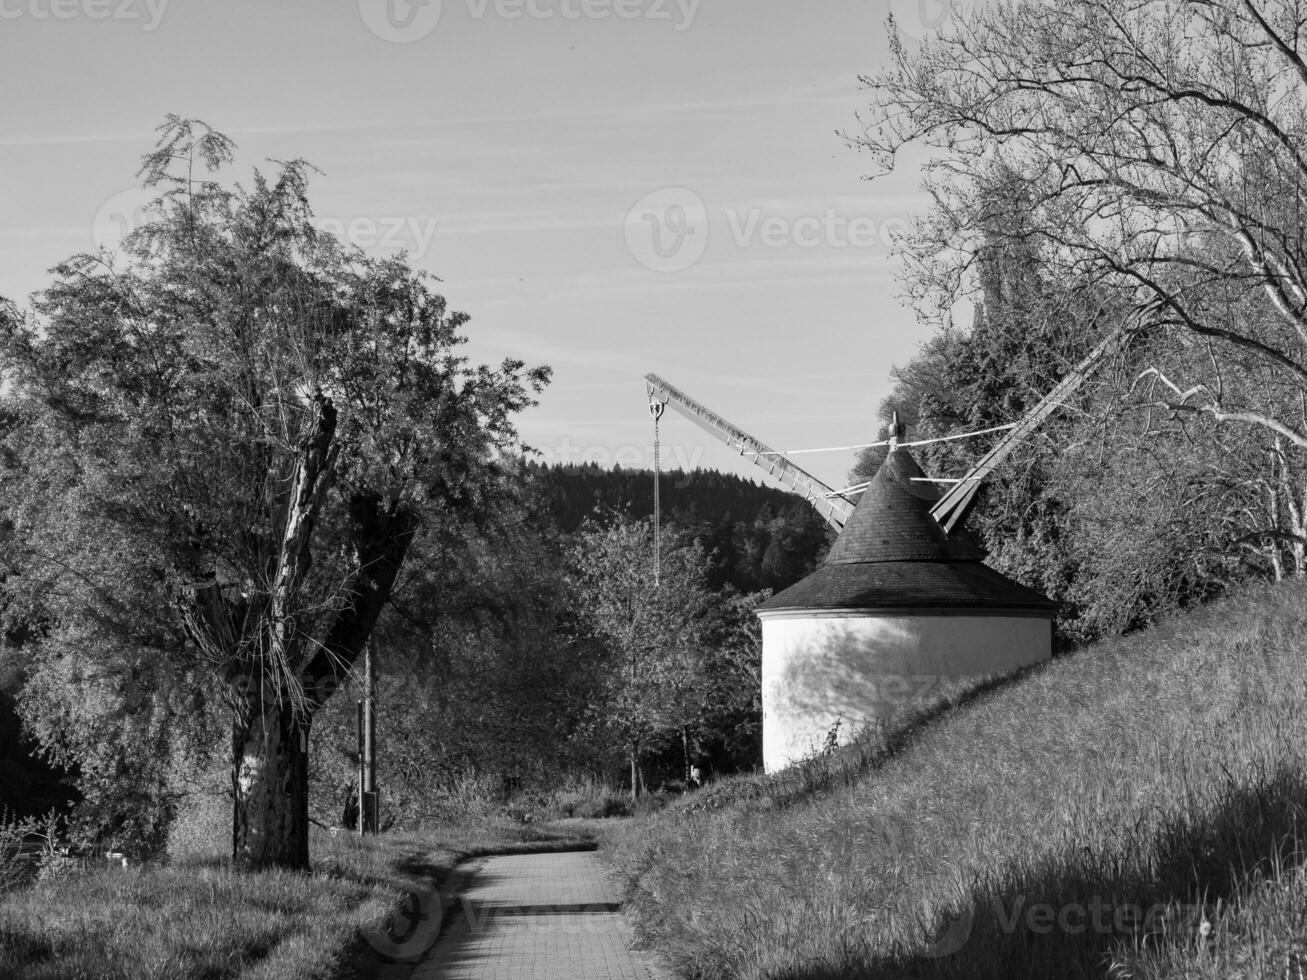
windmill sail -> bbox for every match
[930,331,1124,533]
[644,373,856,530]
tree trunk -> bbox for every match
[232,701,310,871]
[342,779,359,831]
[629,742,640,801]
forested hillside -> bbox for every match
[524,462,833,593]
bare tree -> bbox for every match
[856,0,1307,565]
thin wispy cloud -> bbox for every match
[0,83,871,151]
[3,0,917,490]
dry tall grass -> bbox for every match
[0,818,591,980]
[613,580,1307,979]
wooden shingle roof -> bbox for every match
[757,447,1057,615]
[824,449,982,563]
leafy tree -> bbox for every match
[0,117,547,868]
[687,582,766,776]
[849,164,1253,641]
[859,0,1307,560]
[569,516,720,798]
[309,514,611,828]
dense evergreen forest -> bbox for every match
[524,462,833,592]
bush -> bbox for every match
[632,791,672,818]
[0,810,54,893]
[572,795,633,819]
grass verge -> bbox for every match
[610,579,1307,979]
[0,818,594,980]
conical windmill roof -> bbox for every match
[823,449,983,563]
[757,447,1057,615]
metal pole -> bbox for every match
[649,400,665,586]
[362,637,378,834]
[356,698,365,836]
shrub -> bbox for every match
[0,810,52,893]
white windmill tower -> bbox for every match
[645,332,1120,771]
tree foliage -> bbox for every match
[847,0,1307,634]
[569,516,764,796]
[0,116,548,865]
[860,0,1307,559]
[854,166,1275,643]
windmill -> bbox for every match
[646,331,1120,530]
[645,330,1122,771]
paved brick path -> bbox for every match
[409,850,668,980]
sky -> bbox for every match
[0,0,968,492]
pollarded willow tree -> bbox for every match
[859,0,1307,571]
[0,117,548,869]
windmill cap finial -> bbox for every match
[889,409,906,449]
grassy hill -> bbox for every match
[612,580,1307,979]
